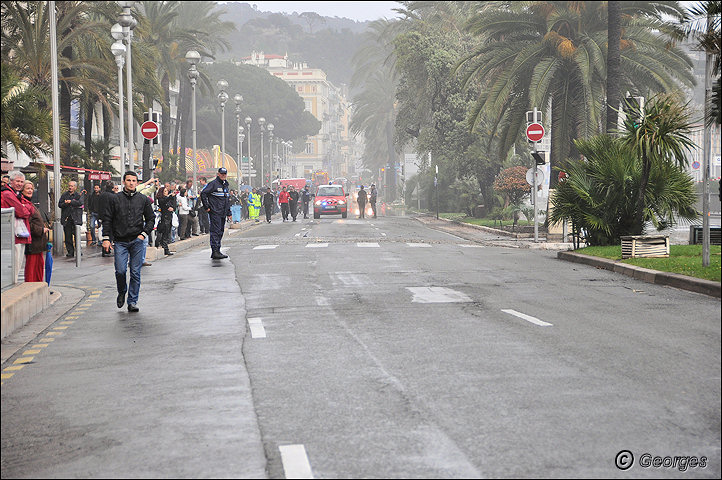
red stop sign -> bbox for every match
[526,123,545,142]
[141,121,159,140]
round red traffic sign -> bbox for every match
[526,123,545,142]
[141,121,159,140]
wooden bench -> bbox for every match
[621,235,669,259]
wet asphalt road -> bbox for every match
[2,214,720,478]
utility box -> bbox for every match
[689,225,722,245]
[621,235,669,259]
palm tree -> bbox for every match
[685,0,721,126]
[606,0,621,133]
[551,134,697,246]
[459,1,695,188]
[350,19,403,193]
[2,1,112,155]
[134,1,234,177]
[621,93,696,234]
[1,64,53,160]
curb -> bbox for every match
[1,282,50,339]
[557,251,721,298]
[414,215,573,250]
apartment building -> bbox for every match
[239,52,362,180]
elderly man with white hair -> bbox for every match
[0,171,33,274]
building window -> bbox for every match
[305,143,314,155]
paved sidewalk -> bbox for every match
[1,221,267,478]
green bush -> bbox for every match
[550,135,697,246]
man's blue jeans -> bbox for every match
[114,237,145,306]
[89,213,100,242]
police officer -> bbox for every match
[301,185,312,218]
[200,167,232,259]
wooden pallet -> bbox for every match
[621,235,669,259]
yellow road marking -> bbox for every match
[4,365,24,371]
[24,349,41,355]
[60,321,74,325]
[13,357,33,364]
[65,316,79,319]
[53,326,69,330]
[1,373,14,379]
[88,295,100,298]
[42,337,55,342]
[32,344,49,348]
[46,331,62,336]
[92,290,102,294]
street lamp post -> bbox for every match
[186,50,200,196]
[239,132,245,187]
[276,138,281,179]
[267,123,274,181]
[245,117,252,187]
[118,1,135,172]
[111,38,126,171]
[258,117,266,187]
[234,95,243,189]
[50,1,63,256]
[217,80,229,168]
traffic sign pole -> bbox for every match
[532,108,539,242]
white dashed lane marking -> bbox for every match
[279,444,314,479]
[501,309,553,326]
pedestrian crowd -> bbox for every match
[3,169,382,312]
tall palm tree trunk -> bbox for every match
[550,82,573,189]
[606,0,622,133]
[633,154,651,234]
[161,73,174,179]
[83,102,94,191]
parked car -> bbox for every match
[313,184,349,219]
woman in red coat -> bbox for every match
[0,171,32,273]
[21,181,49,282]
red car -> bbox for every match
[313,184,349,219]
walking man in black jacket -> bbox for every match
[101,171,155,312]
[58,180,84,256]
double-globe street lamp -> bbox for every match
[185,50,200,196]
[234,94,243,189]
[110,34,126,170]
[217,80,229,169]
[117,1,136,172]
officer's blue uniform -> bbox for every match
[200,175,231,253]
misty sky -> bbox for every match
[225,1,401,21]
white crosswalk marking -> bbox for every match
[306,243,328,248]
[253,245,279,250]
[247,318,267,338]
[356,242,380,247]
[406,287,472,303]
[406,243,431,247]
